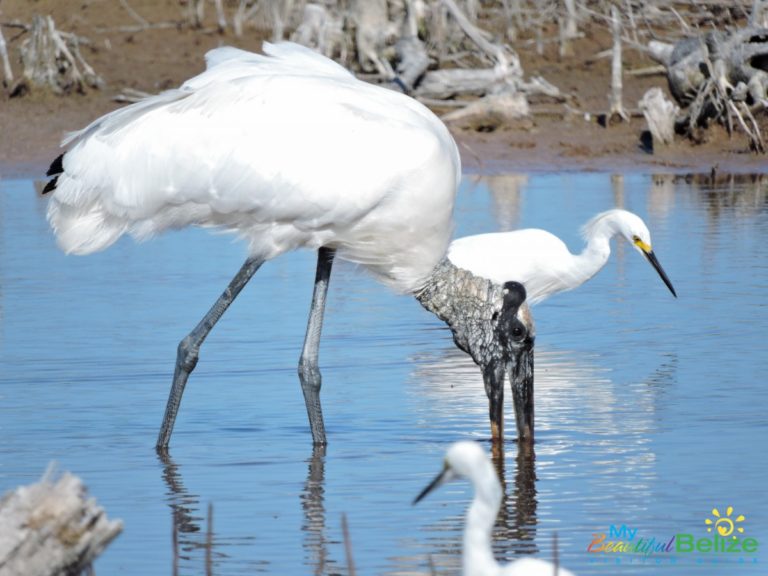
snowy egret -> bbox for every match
[43,42,535,449]
[414,441,576,576]
[448,209,677,305]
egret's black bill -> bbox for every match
[644,250,677,298]
[413,466,449,505]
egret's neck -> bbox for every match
[463,464,503,576]
[415,259,506,366]
[573,218,616,285]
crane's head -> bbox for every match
[416,262,535,444]
[615,211,677,298]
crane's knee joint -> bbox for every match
[298,357,322,391]
[177,336,200,372]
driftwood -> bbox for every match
[416,64,516,99]
[12,15,103,96]
[0,469,122,576]
[651,27,768,106]
[351,0,397,79]
[648,25,768,151]
[639,87,678,146]
[442,91,530,128]
[290,4,346,61]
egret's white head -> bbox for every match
[413,441,493,504]
[585,209,677,297]
[616,210,653,253]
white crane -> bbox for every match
[43,42,535,450]
[448,209,677,305]
[414,441,576,576]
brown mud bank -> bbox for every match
[1,0,766,177]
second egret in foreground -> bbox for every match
[415,441,576,576]
[448,208,677,305]
[44,42,535,449]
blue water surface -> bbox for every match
[0,171,766,575]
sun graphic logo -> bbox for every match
[705,506,746,539]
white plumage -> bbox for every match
[47,42,460,293]
[415,441,576,576]
[44,42,538,449]
[448,209,676,304]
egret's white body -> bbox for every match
[415,441,575,576]
[44,42,535,449]
[448,209,676,304]
[48,43,459,293]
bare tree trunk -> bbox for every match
[608,5,629,123]
[559,0,577,57]
[394,0,429,91]
[750,0,767,27]
[188,0,205,28]
[214,0,227,33]
[0,25,13,86]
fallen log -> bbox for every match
[0,469,122,576]
[442,91,530,129]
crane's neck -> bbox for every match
[414,259,506,366]
[463,464,504,576]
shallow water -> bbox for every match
[0,171,766,575]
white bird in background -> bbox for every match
[414,441,576,576]
[448,209,677,305]
[43,42,535,450]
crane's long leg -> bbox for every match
[298,247,336,446]
[157,257,264,451]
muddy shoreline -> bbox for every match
[1,1,766,178]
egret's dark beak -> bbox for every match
[413,463,453,505]
[644,249,677,297]
[636,240,676,297]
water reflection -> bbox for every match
[652,172,768,218]
[159,451,227,575]
[300,446,344,576]
[487,174,528,231]
[159,447,342,575]
[493,449,539,560]
[408,340,679,567]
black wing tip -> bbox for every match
[46,153,65,177]
[42,175,59,195]
[42,153,65,194]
